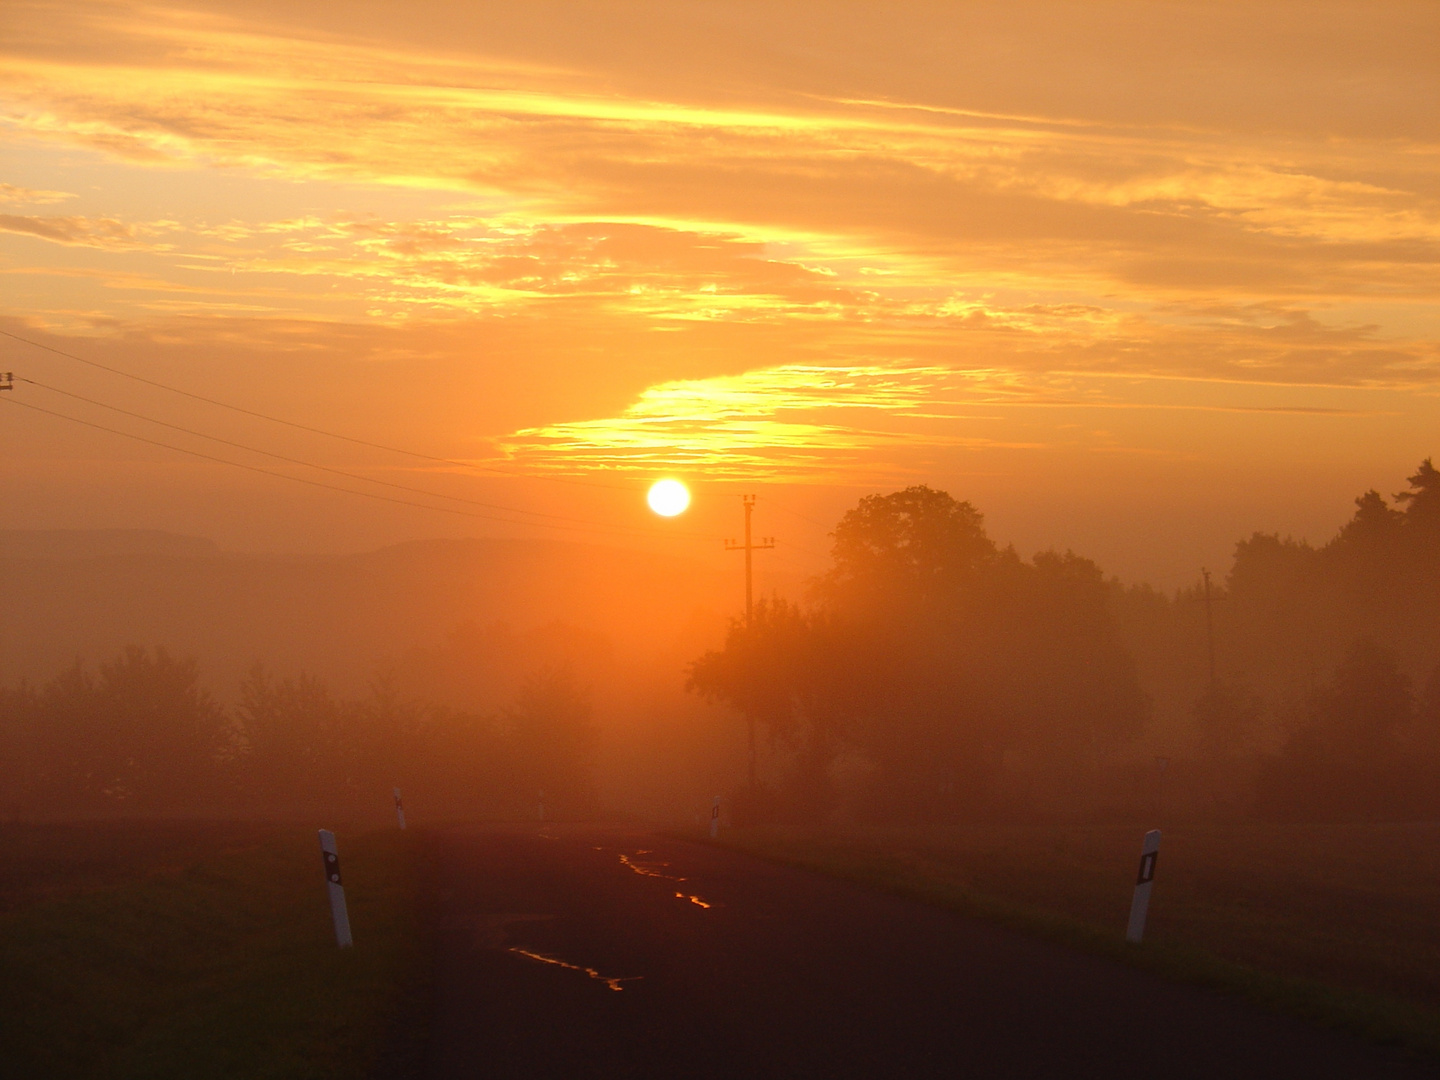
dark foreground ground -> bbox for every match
[421,824,1432,1079]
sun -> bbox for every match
[647,478,691,517]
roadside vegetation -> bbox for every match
[711,821,1440,1058]
[690,462,1440,826]
[0,823,427,1079]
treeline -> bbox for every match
[1184,460,1440,820]
[689,468,1440,824]
[0,647,598,819]
[8,465,1440,825]
[689,486,1149,823]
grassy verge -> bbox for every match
[0,825,428,1079]
[700,823,1440,1060]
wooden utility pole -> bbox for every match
[1201,568,1218,687]
[725,494,774,788]
[726,495,774,625]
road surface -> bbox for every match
[420,823,1429,1078]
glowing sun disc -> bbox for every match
[647,479,691,517]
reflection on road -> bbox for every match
[619,853,685,881]
[508,947,642,991]
[619,853,715,909]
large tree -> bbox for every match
[690,486,1147,822]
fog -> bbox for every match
[3,460,1439,826]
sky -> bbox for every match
[1,0,1438,588]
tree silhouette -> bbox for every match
[504,666,598,818]
[1396,458,1440,532]
[690,486,1146,823]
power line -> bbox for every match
[763,497,835,532]
[15,375,712,538]
[0,328,817,547]
[0,326,631,491]
[1,395,720,541]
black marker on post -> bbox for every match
[393,787,406,831]
[709,795,721,838]
[1126,828,1161,944]
[318,829,353,948]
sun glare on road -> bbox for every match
[647,478,690,516]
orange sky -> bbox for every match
[2,0,1438,587]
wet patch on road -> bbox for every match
[619,852,717,908]
[508,947,643,991]
[619,853,686,881]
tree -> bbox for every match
[1299,638,1413,760]
[237,664,343,808]
[688,598,848,818]
[504,667,598,818]
[1258,639,1417,819]
[31,647,231,811]
[1396,458,1440,532]
[820,485,996,613]
[1334,490,1402,550]
[690,487,1147,823]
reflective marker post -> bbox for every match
[393,787,406,831]
[709,795,721,838]
[318,829,353,948]
[1126,828,1161,944]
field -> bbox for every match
[713,821,1440,1056]
[0,821,426,1079]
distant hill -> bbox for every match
[0,529,219,560]
[0,535,732,696]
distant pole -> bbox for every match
[393,787,406,830]
[710,795,721,838]
[725,495,775,789]
[318,829,353,948]
[0,372,13,392]
[1126,829,1161,944]
[1201,569,1217,687]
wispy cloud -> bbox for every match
[1,0,1436,503]
[0,181,74,204]
[0,212,158,248]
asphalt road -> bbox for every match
[421,824,1430,1079]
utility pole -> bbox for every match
[0,372,13,391]
[1191,568,1228,689]
[726,495,774,626]
[725,494,774,789]
[1201,568,1217,688]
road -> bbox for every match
[420,824,1429,1078]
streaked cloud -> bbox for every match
[0,212,164,249]
[1,0,1437,545]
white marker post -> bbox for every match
[393,787,406,830]
[318,829,353,949]
[709,795,721,838]
[1125,828,1161,944]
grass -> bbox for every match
[704,821,1440,1060]
[0,822,428,1079]
[0,820,277,912]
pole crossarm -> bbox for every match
[0,372,13,391]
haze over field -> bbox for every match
[2,2,1440,828]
